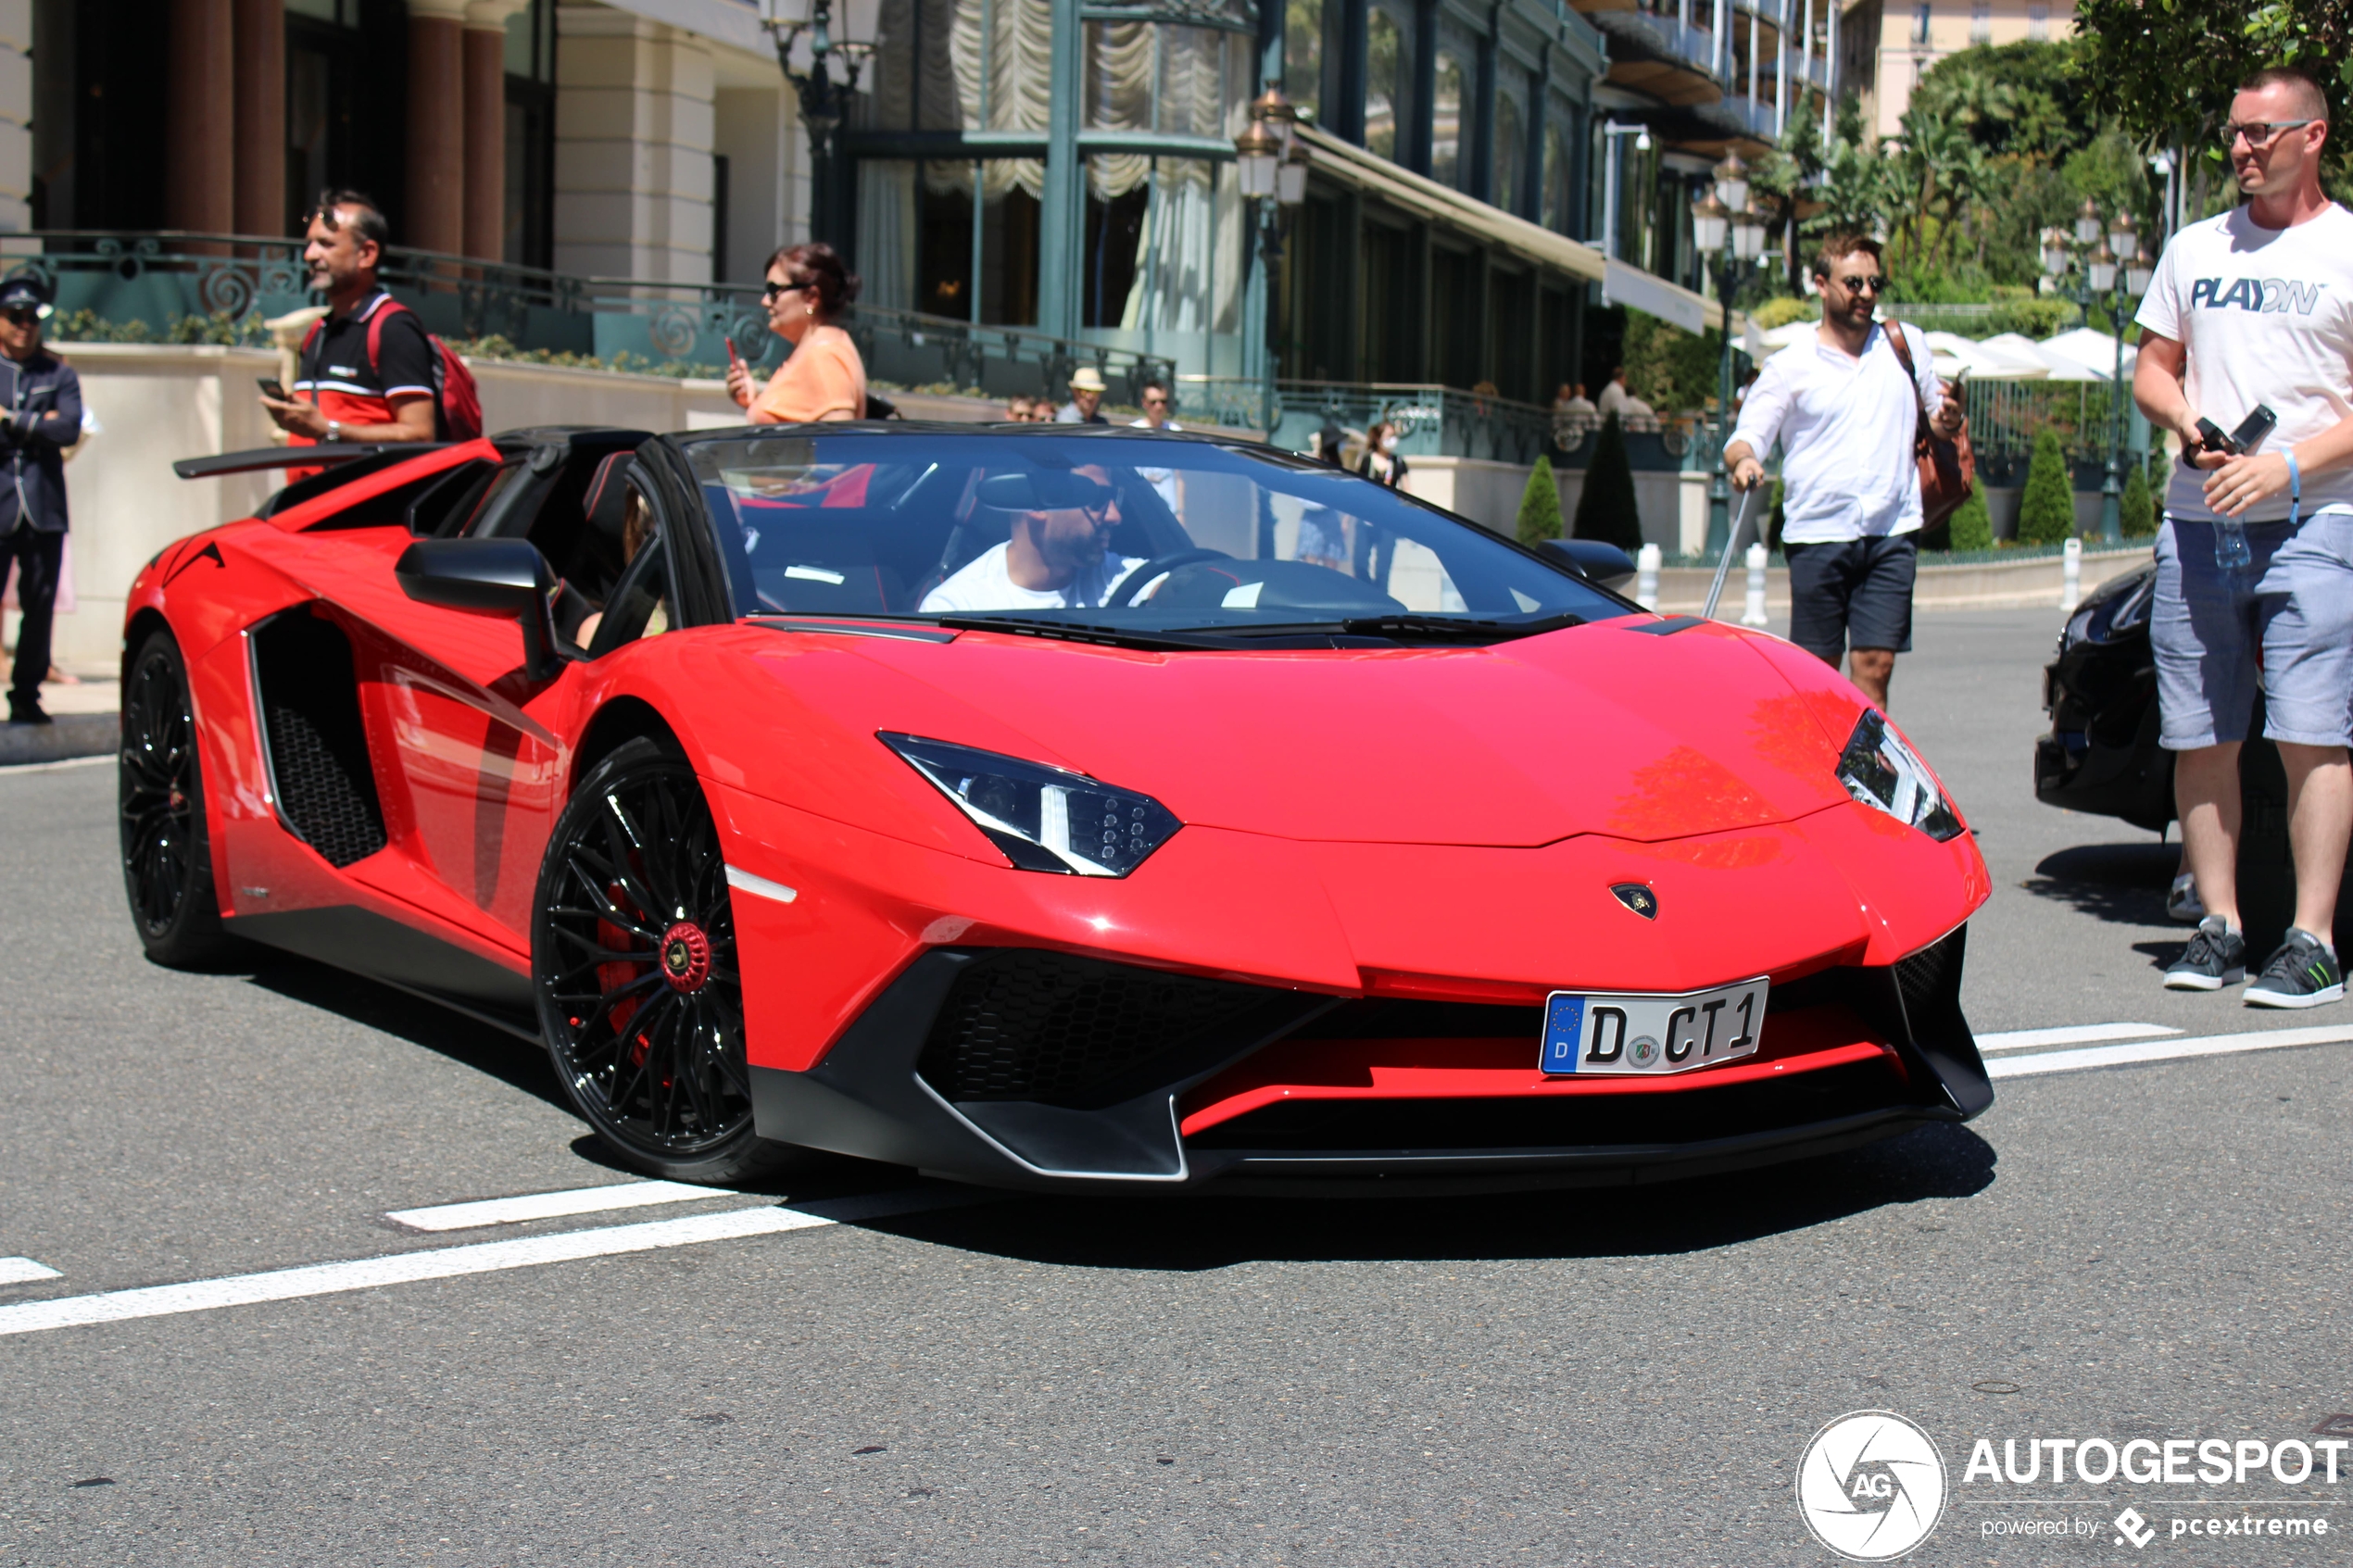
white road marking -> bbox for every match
[1976,1022,2182,1054]
[385,1179,734,1233]
[724,865,798,904]
[0,753,114,776]
[0,1257,62,1285]
[1986,1023,2353,1080]
[0,1188,981,1338]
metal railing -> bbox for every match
[0,231,1175,404]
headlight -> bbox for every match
[881,733,1182,877]
[1835,709,1964,842]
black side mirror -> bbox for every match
[395,537,561,680]
[1536,538,1638,591]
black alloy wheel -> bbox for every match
[533,737,790,1185]
[119,629,236,966]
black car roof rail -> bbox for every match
[170,442,452,481]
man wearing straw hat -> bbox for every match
[1056,366,1110,424]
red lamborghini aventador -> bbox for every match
[120,422,1993,1191]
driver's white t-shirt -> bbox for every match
[921,542,1149,614]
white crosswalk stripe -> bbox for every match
[1985,1023,2353,1079]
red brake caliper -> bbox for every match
[597,882,653,1068]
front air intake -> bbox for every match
[916,949,1310,1108]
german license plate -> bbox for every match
[1538,978,1769,1075]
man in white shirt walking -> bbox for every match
[1723,231,1963,710]
[2136,66,2353,1009]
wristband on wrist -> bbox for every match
[2288,447,2302,528]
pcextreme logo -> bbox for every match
[1797,1411,1949,1562]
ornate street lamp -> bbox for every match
[764,0,873,246]
[1696,153,1769,551]
[1235,82,1309,433]
[2044,204,2151,543]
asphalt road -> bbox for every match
[3,607,2349,1568]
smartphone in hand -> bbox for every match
[257,377,288,401]
[2186,417,2236,466]
[2231,404,2279,452]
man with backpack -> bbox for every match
[261,190,475,461]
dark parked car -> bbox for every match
[2034,560,2171,832]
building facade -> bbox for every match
[19,0,1828,397]
[1845,0,2075,141]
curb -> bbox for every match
[0,712,118,768]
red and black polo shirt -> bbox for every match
[292,290,436,436]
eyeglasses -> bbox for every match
[1836,275,1887,295]
[1142,394,1171,406]
[762,280,810,302]
[1,308,39,326]
[2224,119,2318,149]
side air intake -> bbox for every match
[251,609,388,868]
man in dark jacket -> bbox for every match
[0,274,82,724]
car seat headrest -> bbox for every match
[583,451,638,543]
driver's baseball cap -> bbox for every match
[0,274,54,319]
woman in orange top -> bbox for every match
[726,242,867,424]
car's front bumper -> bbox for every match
[749,924,1992,1195]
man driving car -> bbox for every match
[921,464,1149,612]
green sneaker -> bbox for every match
[2245,930,2345,1010]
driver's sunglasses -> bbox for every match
[1837,275,1887,295]
[2,307,38,326]
[1072,486,1116,516]
[2224,119,2316,149]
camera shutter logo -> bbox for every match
[1795,1411,1947,1561]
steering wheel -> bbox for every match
[1105,548,1233,608]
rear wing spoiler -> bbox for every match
[171,443,452,481]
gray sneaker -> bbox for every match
[2164,917,2246,990]
[2245,930,2345,1009]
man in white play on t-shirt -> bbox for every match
[2138,65,2353,1008]
[922,464,1147,613]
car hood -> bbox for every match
[820,618,1864,847]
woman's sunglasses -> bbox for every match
[762,280,810,302]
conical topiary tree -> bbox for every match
[1572,413,1642,552]
[2017,427,2077,545]
[1946,485,1994,552]
[1517,454,1564,545]
[2120,459,2156,538]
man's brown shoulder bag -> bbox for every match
[1885,322,1976,530]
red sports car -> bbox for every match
[121,423,1993,1191]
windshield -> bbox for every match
[683,431,1634,638]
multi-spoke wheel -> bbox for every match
[119,629,235,966]
[533,737,791,1184]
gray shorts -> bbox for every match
[2152,512,2353,751]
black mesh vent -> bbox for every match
[1290,997,1542,1040]
[1188,1059,1912,1153]
[254,610,387,869]
[919,950,1286,1105]
[1894,924,1965,1027]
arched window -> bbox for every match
[1430,52,1466,187]
[1365,10,1403,161]
[1541,124,1572,232]
[1494,94,1525,214]
[1284,0,1322,121]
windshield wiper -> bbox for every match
[932,615,1239,651]
[1224,611,1586,645]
